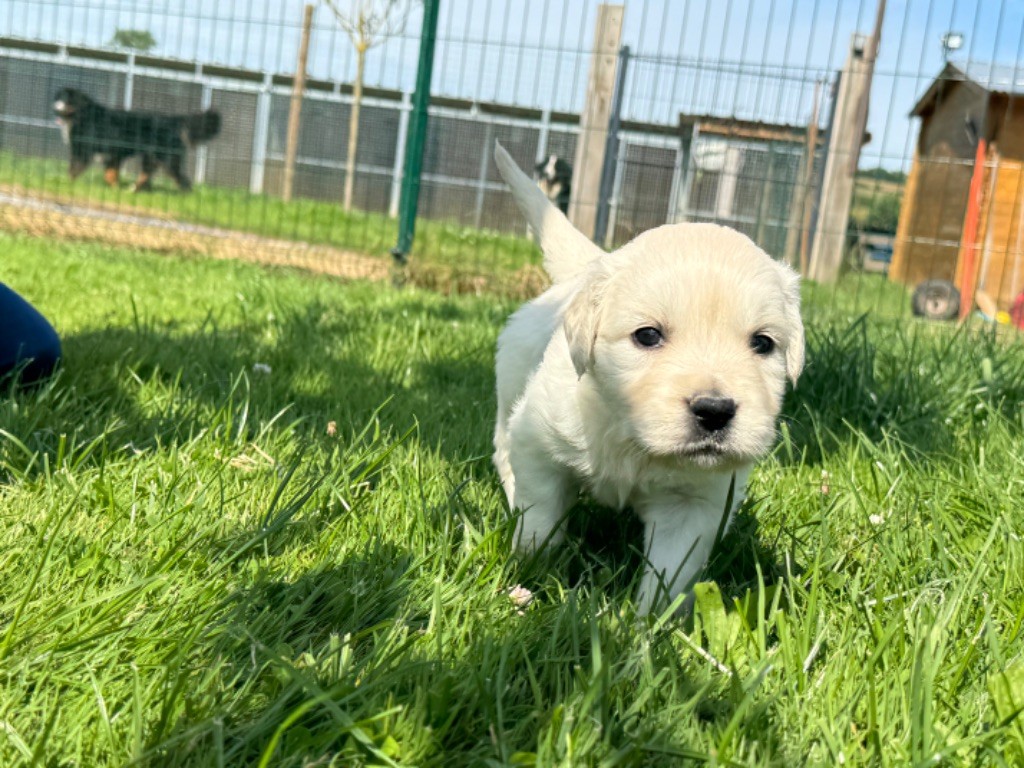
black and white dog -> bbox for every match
[52,87,221,192]
[534,154,572,214]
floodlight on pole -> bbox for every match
[942,32,964,60]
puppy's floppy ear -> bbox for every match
[563,263,612,377]
[778,264,805,385]
[494,141,603,284]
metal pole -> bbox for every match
[535,107,552,167]
[250,73,272,195]
[593,44,630,247]
[676,122,700,224]
[195,82,213,186]
[124,52,135,109]
[388,91,412,218]
[605,137,628,248]
[473,120,494,229]
[392,0,441,264]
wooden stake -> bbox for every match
[283,3,314,203]
[798,80,822,276]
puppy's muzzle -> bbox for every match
[688,394,737,433]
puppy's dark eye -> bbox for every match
[750,333,775,355]
[632,327,664,348]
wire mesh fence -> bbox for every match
[1,1,1023,325]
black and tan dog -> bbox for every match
[52,87,221,192]
[534,154,572,214]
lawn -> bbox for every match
[2,230,1024,766]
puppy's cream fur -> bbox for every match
[492,142,805,615]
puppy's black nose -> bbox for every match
[689,395,737,432]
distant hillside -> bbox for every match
[858,167,908,185]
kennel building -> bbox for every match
[889,61,1024,314]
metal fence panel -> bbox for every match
[129,74,202,113]
[675,134,814,261]
[206,88,258,189]
[612,140,675,246]
[0,37,823,272]
[262,92,399,211]
[1,45,805,246]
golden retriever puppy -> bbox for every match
[492,142,804,615]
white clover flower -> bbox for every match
[507,585,534,614]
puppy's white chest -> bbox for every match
[577,450,648,509]
[583,453,743,514]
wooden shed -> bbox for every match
[889,62,1024,315]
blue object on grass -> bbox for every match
[1,282,62,387]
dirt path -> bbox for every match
[0,188,391,282]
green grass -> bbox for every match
[0,150,542,281]
[805,271,913,318]
[3,230,1024,765]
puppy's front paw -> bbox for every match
[513,513,566,554]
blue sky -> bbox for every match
[3,0,1021,171]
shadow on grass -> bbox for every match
[149,539,770,766]
[218,551,415,657]
[0,296,500,482]
[140,552,417,766]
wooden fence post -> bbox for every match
[568,4,624,240]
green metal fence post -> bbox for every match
[391,0,441,264]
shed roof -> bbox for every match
[677,113,813,144]
[911,61,1024,117]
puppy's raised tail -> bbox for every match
[494,141,603,284]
